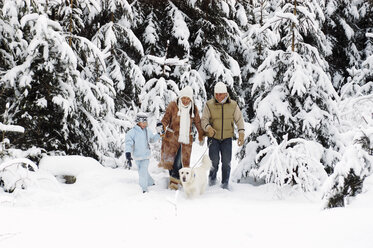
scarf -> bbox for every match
[219,95,229,104]
[178,100,192,144]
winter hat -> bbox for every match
[136,112,148,123]
[214,82,227,94]
[178,86,194,118]
[178,86,194,101]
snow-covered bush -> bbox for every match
[248,124,327,192]
[0,158,38,193]
[38,155,103,181]
[323,129,373,208]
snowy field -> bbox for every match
[1,143,373,248]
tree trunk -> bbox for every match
[69,0,73,47]
[162,40,170,76]
[291,0,297,52]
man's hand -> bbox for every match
[206,126,216,137]
[238,132,245,147]
[125,152,132,169]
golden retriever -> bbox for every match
[179,155,212,198]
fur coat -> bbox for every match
[158,100,204,170]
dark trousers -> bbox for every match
[208,138,232,184]
[169,146,182,179]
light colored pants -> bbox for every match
[135,159,154,192]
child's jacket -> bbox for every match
[125,125,160,160]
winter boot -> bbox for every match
[221,183,231,191]
[209,178,216,186]
[169,176,180,190]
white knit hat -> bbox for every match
[178,86,194,117]
[179,86,194,100]
[214,82,227,94]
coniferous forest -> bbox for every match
[1,0,373,207]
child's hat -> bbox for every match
[136,112,148,123]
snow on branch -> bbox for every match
[0,158,38,172]
[0,122,24,133]
[70,35,108,70]
[147,55,188,66]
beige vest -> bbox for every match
[206,98,237,140]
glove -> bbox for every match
[206,126,216,137]
[238,132,245,147]
[156,122,165,136]
[125,152,132,169]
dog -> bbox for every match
[179,155,212,198]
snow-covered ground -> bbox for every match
[1,143,372,248]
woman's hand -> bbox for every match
[198,133,205,146]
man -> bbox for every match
[201,82,245,189]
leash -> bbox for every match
[190,138,212,169]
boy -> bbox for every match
[125,112,163,193]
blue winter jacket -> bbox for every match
[125,125,160,160]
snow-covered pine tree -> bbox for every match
[71,35,120,162]
[131,0,250,111]
[0,0,28,113]
[139,41,180,120]
[235,0,339,191]
[0,1,20,74]
[1,0,121,164]
[240,0,278,120]
[136,6,176,120]
[140,75,179,120]
[91,0,142,166]
[49,0,86,46]
[336,3,372,139]
[323,32,373,208]
[323,128,373,208]
[166,2,207,111]
[189,0,243,100]
[66,0,102,40]
[93,0,145,111]
[48,0,130,164]
[323,0,373,92]
[166,2,190,60]
[134,6,162,56]
[339,42,373,132]
[0,11,79,154]
[137,1,202,119]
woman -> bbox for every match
[158,86,205,190]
